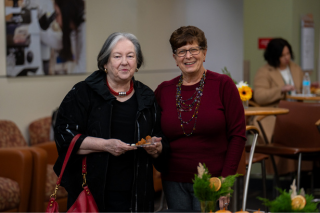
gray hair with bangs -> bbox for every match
[97,32,144,70]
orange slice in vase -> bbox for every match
[209,177,221,191]
[291,195,306,210]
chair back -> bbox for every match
[316,119,320,133]
[29,116,52,145]
[0,120,27,147]
[273,100,320,148]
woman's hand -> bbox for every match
[218,177,230,210]
[105,139,137,156]
[77,136,136,155]
[281,84,295,93]
[143,137,162,158]
[218,195,230,210]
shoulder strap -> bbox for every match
[56,134,82,185]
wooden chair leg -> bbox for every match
[297,153,302,190]
[261,159,268,213]
[270,155,280,197]
[231,177,239,212]
[311,161,316,194]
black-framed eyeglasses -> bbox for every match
[174,46,203,57]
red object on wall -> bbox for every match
[258,38,273,49]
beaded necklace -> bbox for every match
[106,79,134,97]
[176,70,206,136]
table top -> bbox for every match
[287,94,320,101]
[244,107,289,116]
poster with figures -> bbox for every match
[5,0,86,77]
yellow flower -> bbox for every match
[238,85,252,101]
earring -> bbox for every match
[177,65,179,67]
[203,60,205,62]
[104,68,108,73]
[136,68,139,72]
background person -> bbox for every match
[155,26,246,211]
[253,38,303,106]
[54,32,169,212]
[253,38,318,177]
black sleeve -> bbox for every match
[54,81,91,166]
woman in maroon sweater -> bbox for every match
[155,26,246,211]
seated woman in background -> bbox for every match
[253,38,317,176]
[253,38,303,106]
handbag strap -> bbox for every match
[56,134,85,185]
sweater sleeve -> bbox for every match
[220,76,246,177]
[54,81,90,166]
[253,67,284,105]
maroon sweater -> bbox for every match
[155,70,246,183]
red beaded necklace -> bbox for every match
[106,79,134,97]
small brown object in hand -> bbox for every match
[135,135,152,145]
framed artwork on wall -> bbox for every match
[5,0,86,77]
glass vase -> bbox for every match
[242,100,249,109]
[200,200,216,213]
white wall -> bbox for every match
[0,0,243,141]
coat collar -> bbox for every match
[85,70,154,111]
[266,62,297,88]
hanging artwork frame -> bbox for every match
[5,0,86,77]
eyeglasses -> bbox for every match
[174,47,203,57]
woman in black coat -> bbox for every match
[53,32,170,212]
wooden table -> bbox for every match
[287,94,320,101]
[244,106,289,145]
[244,107,289,116]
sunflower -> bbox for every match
[238,86,252,101]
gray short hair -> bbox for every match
[97,32,144,70]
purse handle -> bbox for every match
[51,134,87,198]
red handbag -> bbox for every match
[46,134,99,213]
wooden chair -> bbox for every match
[254,100,320,190]
[28,116,68,212]
[232,126,261,211]
[245,152,268,210]
[242,126,261,211]
[0,120,47,212]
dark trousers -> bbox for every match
[105,190,132,212]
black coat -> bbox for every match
[53,70,170,212]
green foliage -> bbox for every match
[258,188,319,212]
[221,67,238,84]
[193,163,242,202]
[193,172,215,201]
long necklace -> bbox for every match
[106,79,134,97]
[176,71,206,136]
